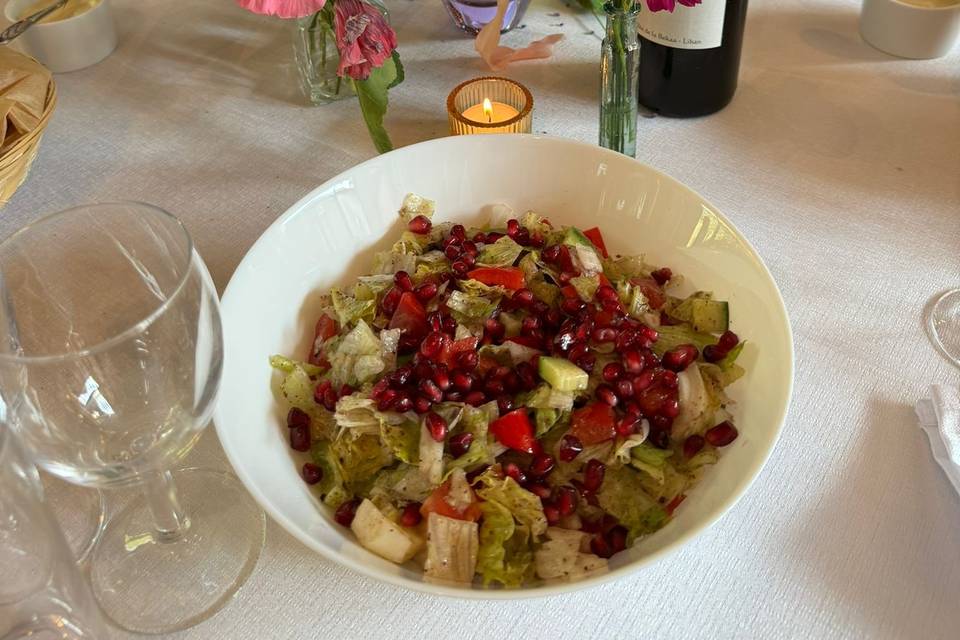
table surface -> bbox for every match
[3,0,959,638]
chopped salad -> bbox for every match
[272,194,747,587]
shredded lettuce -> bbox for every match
[328,321,388,387]
[628,442,674,483]
[446,290,498,324]
[331,288,376,327]
[520,210,555,239]
[570,275,599,302]
[571,243,603,276]
[372,248,417,276]
[355,275,394,301]
[476,500,533,587]
[446,401,497,473]
[719,342,745,371]
[331,432,393,494]
[476,236,524,267]
[310,440,351,508]
[380,419,420,464]
[652,324,716,356]
[270,355,325,377]
[475,472,547,537]
[615,280,651,320]
[398,193,435,222]
[333,395,383,433]
[520,384,574,412]
[596,466,668,542]
[603,254,652,281]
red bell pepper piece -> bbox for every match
[569,402,617,445]
[420,479,482,522]
[665,493,686,516]
[388,292,428,337]
[489,409,542,454]
[466,267,526,290]
[582,227,609,259]
[632,277,666,310]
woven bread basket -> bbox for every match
[0,77,56,206]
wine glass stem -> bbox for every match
[143,470,191,543]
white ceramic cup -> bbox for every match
[4,0,117,73]
[860,0,960,59]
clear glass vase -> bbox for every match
[293,12,354,105]
[599,3,640,157]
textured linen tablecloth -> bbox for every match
[2,0,959,637]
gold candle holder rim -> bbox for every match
[446,76,534,130]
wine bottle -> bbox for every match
[637,0,748,117]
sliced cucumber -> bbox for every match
[562,227,593,248]
[537,356,588,392]
[689,299,729,333]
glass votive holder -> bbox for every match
[440,0,532,35]
[447,76,533,135]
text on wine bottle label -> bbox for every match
[637,0,726,50]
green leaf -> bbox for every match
[596,466,667,542]
[353,52,403,154]
[575,0,605,12]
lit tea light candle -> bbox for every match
[447,77,533,135]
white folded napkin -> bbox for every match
[916,384,960,495]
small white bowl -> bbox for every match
[214,135,794,597]
[860,0,960,59]
[4,0,117,73]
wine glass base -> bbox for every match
[89,468,265,635]
[41,473,106,565]
[927,289,960,369]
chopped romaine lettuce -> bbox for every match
[447,401,497,473]
[309,440,351,508]
[570,275,599,302]
[603,254,652,281]
[446,290,498,324]
[476,236,524,268]
[476,500,534,587]
[652,324,716,356]
[521,384,574,412]
[425,513,479,584]
[398,193,435,222]
[269,355,325,377]
[380,419,420,464]
[596,466,668,542]
[331,432,393,493]
[628,442,674,483]
[419,420,445,485]
[331,288,376,327]
[474,472,547,537]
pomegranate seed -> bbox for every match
[484,318,505,339]
[601,362,623,382]
[399,502,422,527]
[465,390,486,406]
[639,325,659,344]
[581,518,601,534]
[371,378,390,400]
[703,344,726,363]
[515,228,532,246]
[504,462,527,485]
[530,232,545,248]
[313,380,331,404]
[593,327,617,343]
[578,353,596,373]
[496,395,514,415]
[450,224,466,240]
[394,394,413,413]
[568,342,589,363]
[516,362,538,390]
[473,232,487,244]
[394,270,413,292]
[662,344,699,372]
[541,244,561,263]
[486,232,504,243]
[377,388,399,411]
[432,366,451,391]
[462,253,477,268]
[287,407,310,429]
[660,397,679,418]
[445,391,464,402]
[484,378,505,396]
[623,401,641,416]
[513,288,535,306]
[290,425,310,451]
[456,350,479,370]
[491,365,511,380]
[651,268,672,285]
[590,535,612,559]
[608,525,628,553]
[425,411,447,442]
[334,498,361,526]
[452,371,475,392]
[558,271,577,285]
[719,330,739,351]
[530,453,556,477]
[575,319,594,342]
[521,316,541,334]
[632,369,655,393]
[426,311,443,333]
[583,459,606,492]
[528,483,552,500]
[544,504,561,524]
[442,316,457,334]
[556,486,578,516]
[554,329,576,352]
[705,421,739,446]
[408,215,432,234]
[648,425,671,449]
[506,219,520,237]
[419,379,444,403]
[558,434,584,462]
[683,434,705,458]
[448,432,474,458]
[595,384,619,407]
[656,369,678,389]
[302,462,323,485]
[339,384,354,397]
[616,378,635,399]
[414,282,438,302]
[560,298,583,315]
[444,244,461,260]
[322,386,339,411]
[381,287,401,315]
[615,414,638,437]
[596,285,618,303]
[461,240,479,256]
[414,360,435,381]
[600,297,622,313]
[413,396,432,414]
[451,260,469,276]
[615,329,641,351]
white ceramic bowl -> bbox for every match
[215,135,794,598]
[5,0,117,73]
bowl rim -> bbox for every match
[215,134,795,598]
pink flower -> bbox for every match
[235,0,327,19]
[677,0,702,6]
[645,0,675,11]
[334,0,398,80]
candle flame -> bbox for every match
[483,98,493,123]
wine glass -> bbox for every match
[928,289,960,369]
[40,473,106,565]
[0,202,265,634]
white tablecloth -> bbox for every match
[3,0,959,637]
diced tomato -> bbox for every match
[597,273,613,289]
[582,227,609,259]
[466,267,526,290]
[308,314,338,366]
[388,292,428,337]
[439,336,479,368]
[633,277,666,310]
[560,285,579,300]
[665,494,686,516]
[420,479,482,522]
[489,409,542,454]
[569,402,616,445]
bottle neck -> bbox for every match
[604,4,640,44]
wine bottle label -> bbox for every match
[637,0,726,50]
